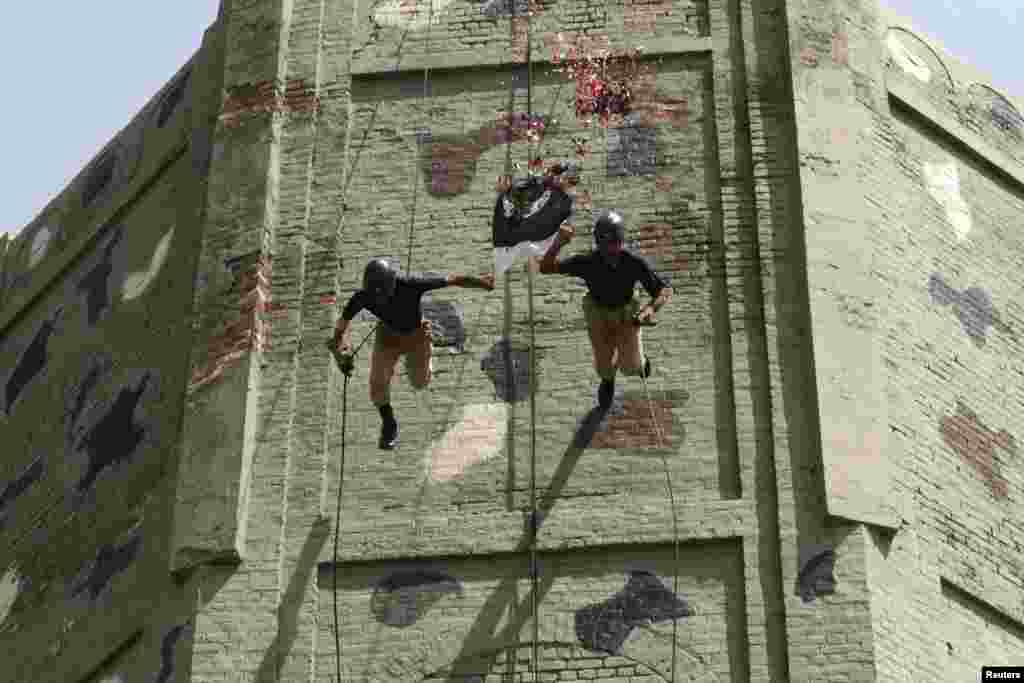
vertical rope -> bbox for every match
[500,0,517,528]
[523,2,541,681]
[405,0,436,275]
[332,375,350,683]
[524,260,540,679]
[331,0,438,679]
[639,368,679,682]
[578,0,680,674]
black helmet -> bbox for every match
[508,176,544,214]
[363,258,397,300]
[593,209,626,245]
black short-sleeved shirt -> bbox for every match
[557,250,668,307]
[342,274,449,333]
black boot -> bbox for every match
[641,356,652,379]
[378,404,399,450]
[598,378,615,410]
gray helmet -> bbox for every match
[363,258,397,300]
[593,209,626,245]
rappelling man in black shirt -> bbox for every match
[328,259,494,449]
[539,209,672,410]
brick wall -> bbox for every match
[6,0,1024,680]
[0,18,223,683]
[799,1,1024,680]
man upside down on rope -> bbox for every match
[539,208,673,410]
[328,259,494,449]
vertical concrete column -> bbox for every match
[273,0,341,679]
[724,0,795,679]
[168,0,320,680]
[777,0,894,680]
[784,0,899,529]
[169,0,294,573]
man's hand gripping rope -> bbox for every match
[325,337,356,377]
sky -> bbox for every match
[0,0,1020,239]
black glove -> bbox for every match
[339,352,355,376]
[326,338,356,377]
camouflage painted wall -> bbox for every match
[308,0,794,678]
[4,0,1024,681]
[786,0,1024,680]
[0,16,225,683]
[866,6,1024,681]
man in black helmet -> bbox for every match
[329,258,494,449]
[539,209,672,410]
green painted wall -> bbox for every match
[0,16,225,683]
[1,0,1022,681]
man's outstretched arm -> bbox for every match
[447,273,495,290]
[330,293,364,351]
[636,260,673,322]
[331,317,353,352]
[539,223,575,274]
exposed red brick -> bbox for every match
[637,222,688,274]
[398,0,417,19]
[511,18,529,63]
[188,255,275,393]
[832,32,849,65]
[591,397,677,449]
[487,112,547,145]
[423,113,551,194]
[800,47,819,67]
[624,0,671,33]
[939,401,1016,500]
[546,32,640,125]
[622,63,665,128]
[652,97,689,129]
[563,33,610,54]
[426,141,481,195]
[219,79,319,128]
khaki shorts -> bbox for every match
[369,320,433,405]
[582,294,642,325]
[581,294,645,379]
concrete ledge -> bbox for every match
[317,498,752,565]
[887,80,1024,190]
[940,575,1024,636]
[0,141,189,338]
[350,36,714,77]
[828,509,900,533]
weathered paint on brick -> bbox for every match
[939,400,1016,500]
[4,307,63,415]
[3,0,1024,681]
[218,78,319,129]
[187,253,273,394]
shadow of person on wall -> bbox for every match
[254,520,330,683]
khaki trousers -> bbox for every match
[369,320,433,406]
[582,294,645,381]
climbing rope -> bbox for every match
[570,11,681,675]
[332,371,351,683]
[323,1,679,681]
[638,364,680,681]
[330,0,438,680]
[523,5,542,682]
